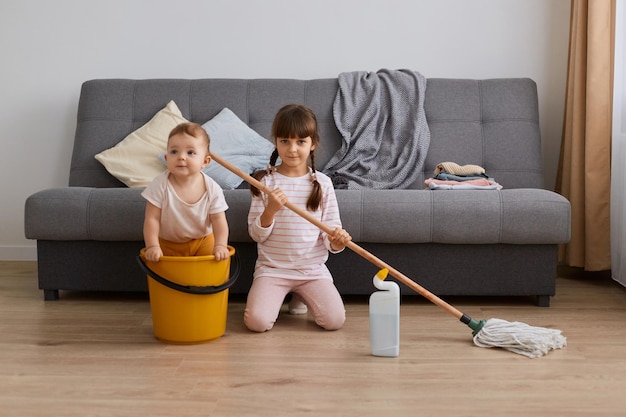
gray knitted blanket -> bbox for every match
[324,69,430,189]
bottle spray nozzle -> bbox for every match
[373,268,398,292]
[375,268,389,281]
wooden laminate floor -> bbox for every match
[1,261,625,417]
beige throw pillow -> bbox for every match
[95,100,188,187]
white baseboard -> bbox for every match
[0,245,37,261]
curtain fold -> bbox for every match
[556,0,615,271]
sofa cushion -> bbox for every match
[26,187,570,246]
[336,189,570,244]
[94,100,187,187]
[25,188,145,241]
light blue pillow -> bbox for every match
[160,108,275,189]
[201,108,276,189]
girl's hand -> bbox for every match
[213,245,230,261]
[266,188,287,213]
[261,188,287,227]
[145,246,163,262]
[329,228,352,251]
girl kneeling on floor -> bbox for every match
[244,104,351,332]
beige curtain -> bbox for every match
[556,0,615,271]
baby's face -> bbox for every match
[165,132,210,176]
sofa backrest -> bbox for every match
[70,77,544,189]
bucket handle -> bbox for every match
[136,252,240,295]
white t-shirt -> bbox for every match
[142,171,228,243]
[248,170,343,281]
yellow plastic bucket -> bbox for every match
[137,246,238,344]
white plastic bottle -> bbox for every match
[369,268,400,357]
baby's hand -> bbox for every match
[329,228,352,251]
[213,245,230,261]
[145,246,163,262]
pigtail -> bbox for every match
[307,152,323,211]
[251,148,279,197]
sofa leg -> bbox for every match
[43,289,59,301]
[535,295,550,307]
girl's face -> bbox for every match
[276,136,316,176]
[164,132,210,178]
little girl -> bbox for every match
[244,104,352,332]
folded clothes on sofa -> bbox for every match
[428,161,502,189]
[434,161,486,176]
[425,178,503,190]
[434,172,493,182]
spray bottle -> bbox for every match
[369,268,400,357]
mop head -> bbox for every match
[472,318,567,358]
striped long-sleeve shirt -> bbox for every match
[248,170,343,281]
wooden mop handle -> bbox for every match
[210,152,464,320]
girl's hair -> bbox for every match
[251,104,323,211]
[168,122,210,152]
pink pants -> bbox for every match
[244,277,346,332]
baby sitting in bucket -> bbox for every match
[142,122,230,262]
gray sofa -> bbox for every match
[24,76,571,306]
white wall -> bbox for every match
[0,0,571,260]
[611,0,626,287]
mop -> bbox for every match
[211,153,567,358]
